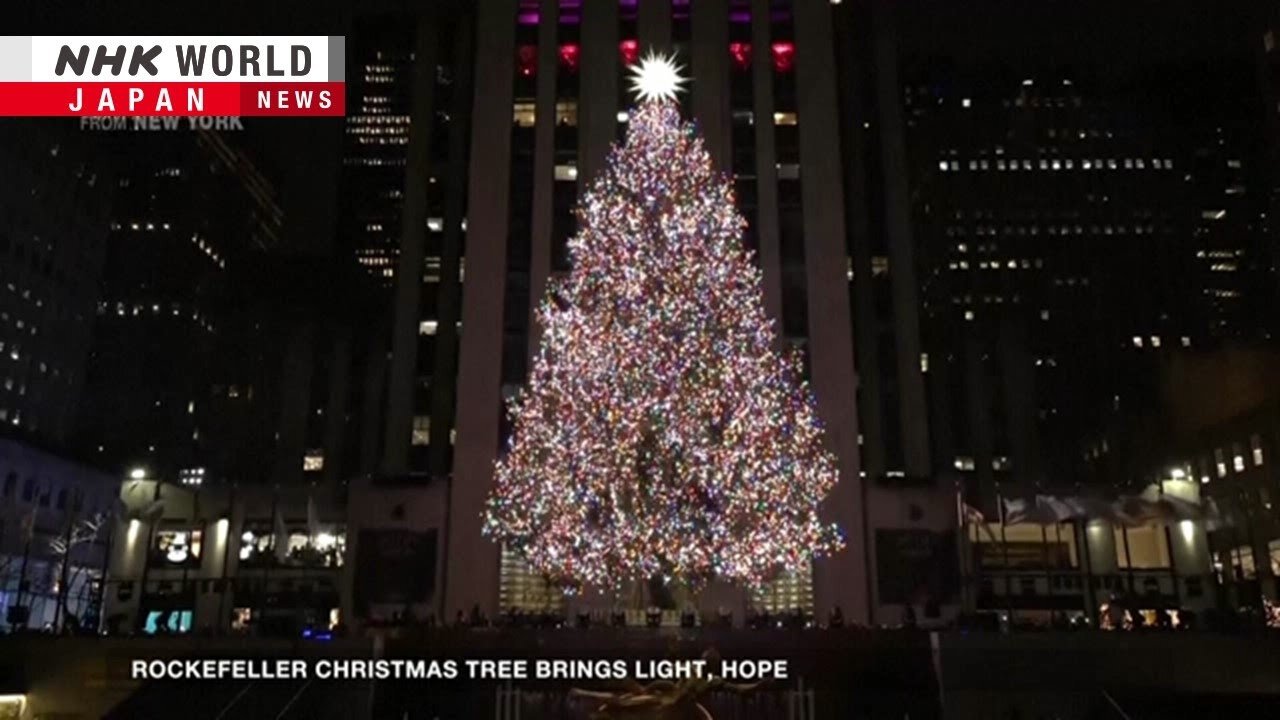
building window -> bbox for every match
[412,416,431,446]
[1228,545,1256,580]
[153,528,203,566]
[512,101,536,127]
[1214,448,1227,478]
[516,45,536,77]
[555,100,577,126]
[558,44,579,73]
[1232,443,1246,472]
[1251,434,1264,466]
[953,456,976,471]
[1114,525,1171,569]
[751,563,813,616]
[773,112,797,126]
[770,42,795,73]
[239,529,272,563]
[499,544,565,614]
[302,451,324,472]
[619,39,640,66]
[554,163,578,182]
[144,610,193,635]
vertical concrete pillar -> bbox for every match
[691,0,731,170]
[834,2,885,482]
[383,11,439,474]
[794,0,867,624]
[527,0,559,351]
[639,0,672,53]
[580,0,619,183]
[1085,520,1119,575]
[750,0,783,322]
[871,0,930,478]
[428,13,475,476]
[448,0,518,619]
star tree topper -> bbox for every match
[628,51,688,103]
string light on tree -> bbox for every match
[484,52,845,593]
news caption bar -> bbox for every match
[0,36,345,116]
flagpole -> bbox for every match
[1040,519,1053,614]
[955,487,970,613]
[134,482,161,633]
[14,531,32,629]
[181,487,198,628]
[1053,520,1065,590]
[260,493,277,636]
[96,514,115,634]
[997,490,1014,628]
[1078,517,1097,624]
[54,508,76,633]
[216,488,235,635]
[1158,481,1182,610]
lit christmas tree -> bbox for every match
[484,54,844,592]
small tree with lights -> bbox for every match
[484,54,844,598]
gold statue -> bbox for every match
[569,650,764,720]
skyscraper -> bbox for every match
[77,128,285,481]
[0,121,111,446]
[889,10,1275,501]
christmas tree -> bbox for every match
[484,54,844,592]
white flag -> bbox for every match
[273,506,289,562]
[306,495,320,541]
[20,506,37,542]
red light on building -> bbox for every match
[729,42,751,71]
[559,43,580,73]
[619,39,640,66]
[517,44,537,77]
[771,41,795,73]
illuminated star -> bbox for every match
[628,51,687,103]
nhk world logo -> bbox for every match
[0,36,345,117]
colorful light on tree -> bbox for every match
[484,55,844,592]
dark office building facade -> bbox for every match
[0,122,111,446]
[76,128,285,481]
